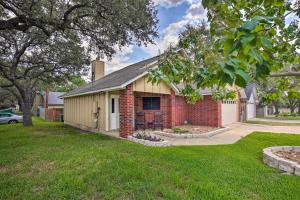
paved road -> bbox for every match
[161,123,300,146]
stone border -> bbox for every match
[127,136,171,147]
[152,127,230,139]
[263,146,300,176]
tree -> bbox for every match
[150,1,299,102]
[0,88,16,109]
[257,76,300,114]
[0,0,158,126]
[52,76,87,92]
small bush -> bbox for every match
[277,112,299,117]
[172,127,189,134]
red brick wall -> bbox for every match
[134,92,171,128]
[45,108,63,121]
[119,84,134,138]
[133,92,222,129]
[120,89,223,137]
[174,96,189,126]
[187,96,222,127]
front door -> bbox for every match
[110,95,119,130]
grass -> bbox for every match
[246,120,300,126]
[257,116,300,120]
[0,118,300,200]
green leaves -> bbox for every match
[241,16,273,31]
[240,35,255,47]
[249,48,263,64]
[260,37,272,49]
[235,69,251,88]
[218,58,250,88]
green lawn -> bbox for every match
[257,116,300,120]
[246,120,300,126]
[0,118,300,200]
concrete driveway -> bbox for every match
[163,123,300,146]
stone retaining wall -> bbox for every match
[127,136,171,147]
[263,146,300,176]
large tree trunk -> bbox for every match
[273,101,279,115]
[22,101,33,126]
[19,87,34,126]
[290,106,295,113]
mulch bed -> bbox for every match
[165,125,218,134]
[274,151,300,164]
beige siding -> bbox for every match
[132,75,171,94]
[64,93,106,132]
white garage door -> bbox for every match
[247,103,255,119]
[222,100,238,126]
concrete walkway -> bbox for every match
[159,123,300,146]
[248,118,300,124]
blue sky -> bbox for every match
[104,0,205,74]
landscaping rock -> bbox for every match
[263,146,300,176]
[127,136,171,147]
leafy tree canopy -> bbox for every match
[150,0,300,103]
[0,0,158,125]
[52,76,87,92]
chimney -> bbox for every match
[91,59,105,81]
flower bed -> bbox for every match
[263,146,300,176]
[154,126,230,139]
[127,132,171,147]
[166,125,218,134]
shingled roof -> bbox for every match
[245,83,255,100]
[63,55,160,98]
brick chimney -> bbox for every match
[91,59,105,81]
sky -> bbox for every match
[103,0,206,74]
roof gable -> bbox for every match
[63,56,160,97]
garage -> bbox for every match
[221,100,238,126]
[247,102,255,119]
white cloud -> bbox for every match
[103,45,134,75]
[185,2,205,19]
[153,0,200,7]
[153,0,187,7]
[142,1,206,56]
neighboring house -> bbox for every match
[62,56,244,138]
[33,91,65,121]
[44,91,65,121]
[244,83,257,119]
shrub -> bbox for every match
[172,127,189,134]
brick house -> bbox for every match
[62,55,248,138]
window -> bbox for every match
[111,98,115,113]
[0,114,11,118]
[142,97,160,110]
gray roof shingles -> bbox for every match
[48,92,65,105]
[245,83,255,100]
[63,55,215,98]
[63,55,159,97]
